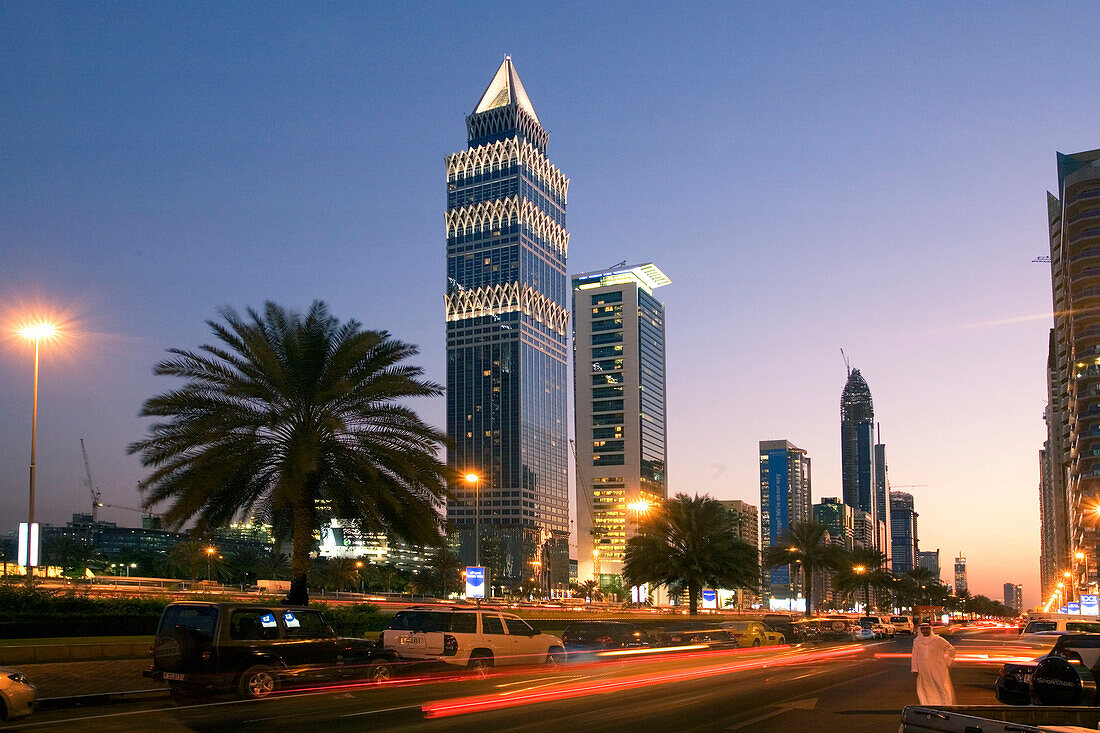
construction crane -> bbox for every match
[95,501,161,518]
[81,439,102,523]
[1034,256,1051,263]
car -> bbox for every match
[1019,617,1100,644]
[721,620,785,646]
[560,621,659,655]
[857,616,894,637]
[658,622,740,649]
[995,633,1100,706]
[143,601,399,699]
[762,614,804,643]
[0,666,36,722]
[889,615,915,635]
[379,605,566,672]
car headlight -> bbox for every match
[8,672,28,684]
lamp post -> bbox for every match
[17,321,58,589]
[465,473,481,568]
[1065,571,1074,605]
[206,546,216,581]
[853,565,868,616]
[356,561,364,594]
[1077,551,1089,597]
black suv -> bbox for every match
[995,633,1100,706]
[144,601,398,699]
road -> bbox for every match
[10,629,1020,732]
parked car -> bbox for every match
[0,666,36,722]
[144,601,399,699]
[560,621,659,655]
[721,621,785,646]
[379,605,565,672]
[762,614,804,643]
[658,623,740,649]
[995,633,1100,706]
[1019,617,1100,644]
[857,616,893,637]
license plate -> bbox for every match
[163,673,187,681]
[398,636,425,646]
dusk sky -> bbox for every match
[4,2,1099,609]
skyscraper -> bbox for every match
[889,491,919,574]
[1004,582,1023,613]
[813,498,854,550]
[1043,149,1100,601]
[954,554,968,596]
[919,549,941,582]
[841,368,881,552]
[719,499,761,608]
[874,429,891,567]
[445,57,570,589]
[573,263,670,587]
[760,440,812,608]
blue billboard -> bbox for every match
[702,589,717,609]
[1082,595,1099,616]
[465,566,486,599]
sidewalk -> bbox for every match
[17,658,164,699]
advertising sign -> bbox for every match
[1068,602,1081,615]
[465,566,486,599]
[17,522,39,568]
[701,589,717,609]
[1082,595,1099,615]
[1059,606,1069,614]
[631,583,648,604]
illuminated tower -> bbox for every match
[444,58,570,592]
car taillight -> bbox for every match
[443,634,458,656]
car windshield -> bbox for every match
[1025,621,1058,633]
[160,605,218,641]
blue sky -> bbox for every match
[3,2,1099,607]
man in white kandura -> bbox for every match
[911,621,956,705]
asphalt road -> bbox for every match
[8,629,1019,732]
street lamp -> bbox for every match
[853,565,868,616]
[465,473,481,568]
[1065,571,1074,604]
[206,546,216,581]
[17,320,59,588]
[356,561,364,593]
[1077,551,1090,596]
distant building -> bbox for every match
[1004,582,1023,612]
[316,519,435,573]
[889,492,919,574]
[853,508,876,550]
[955,554,968,596]
[874,428,891,568]
[444,57,570,588]
[919,549,941,582]
[573,263,670,589]
[719,500,761,608]
[841,368,885,554]
[760,440,812,608]
[813,498,854,550]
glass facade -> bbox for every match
[759,440,811,601]
[445,58,570,589]
[841,369,881,550]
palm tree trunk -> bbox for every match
[804,567,813,617]
[864,582,870,617]
[688,580,699,615]
[286,498,316,606]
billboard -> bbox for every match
[1082,595,1099,616]
[17,523,39,568]
[1068,602,1081,615]
[465,566,486,599]
[701,589,717,609]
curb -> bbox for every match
[35,688,168,711]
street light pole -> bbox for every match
[465,473,481,568]
[18,321,58,590]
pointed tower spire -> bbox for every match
[473,55,541,125]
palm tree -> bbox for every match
[624,494,759,614]
[128,301,450,605]
[422,548,462,598]
[572,579,603,601]
[257,550,291,581]
[834,546,891,616]
[762,520,838,617]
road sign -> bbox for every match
[465,566,486,599]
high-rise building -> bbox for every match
[874,427,891,567]
[919,549,941,582]
[954,554,968,596]
[445,57,570,588]
[1004,582,1023,613]
[841,368,882,552]
[573,263,670,586]
[890,491,919,574]
[813,498,854,550]
[853,508,876,550]
[719,499,762,608]
[1043,149,1100,601]
[760,440,812,606]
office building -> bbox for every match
[573,263,670,587]
[919,549,941,582]
[719,500,761,608]
[444,57,570,587]
[841,368,884,553]
[874,429,891,567]
[760,440,812,608]
[813,498,854,550]
[1042,149,1100,600]
[889,491,919,574]
[955,554,968,596]
[1004,582,1023,613]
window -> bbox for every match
[159,605,218,641]
[591,359,624,372]
[591,319,623,332]
[591,332,623,345]
[592,292,623,305]
[592,346,623,359]
[1067,622,1100,632]
[230,609,279,641]
[593,373,624,385]
[593,427,624,439]
[593,386,624,399]
[481,614,506,635]
[283,610,334,639]
[451,612,477,634]
[593,413,624,425]
[594,455,625,466]
[593,440,625,452]
[505,617,534,636]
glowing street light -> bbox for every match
[627,499,653,515]
[16,319,59,589]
